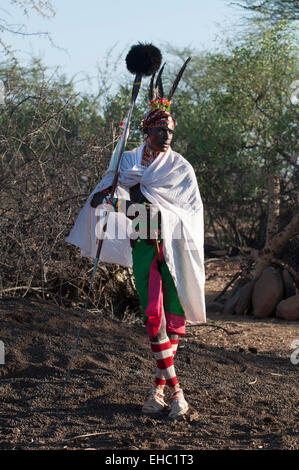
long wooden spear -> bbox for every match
[56,44,162,408]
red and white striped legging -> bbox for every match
[150,333,180,388]
[149,309,182,389]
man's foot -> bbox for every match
[168,389,189,419]
[142,387,168,414]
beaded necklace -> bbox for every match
[141,145,159,167]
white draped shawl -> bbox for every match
[66,143,206,324]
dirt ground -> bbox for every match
[0,258,298,451]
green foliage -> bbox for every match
[230,0,299,24]
[152,24,299,248]
[0,21,298,292]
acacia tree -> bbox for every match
[230,0,299,23]
[161,25,298,252]
[0,0,55,54]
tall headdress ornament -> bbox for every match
[142,57,191,133]
[147,57,191,113]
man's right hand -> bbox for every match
[90,191,106,208]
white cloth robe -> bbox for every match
[66,143,206,324]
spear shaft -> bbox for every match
[56,76,142,409]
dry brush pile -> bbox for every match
[0,61,139,317]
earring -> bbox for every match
[144,133,148,139]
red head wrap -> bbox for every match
[142,109,176,134]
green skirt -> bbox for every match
[132,239,185,338]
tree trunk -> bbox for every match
[265,173,280,249]
[254,211,299,278]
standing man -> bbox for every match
[66,64,206,420]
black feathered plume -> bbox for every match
[154,63,166,99]
[167,57,191,100]
[126,43,162,76]
[148,72,156,101]
[125,43,162,104]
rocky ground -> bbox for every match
[0,258,298,450]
